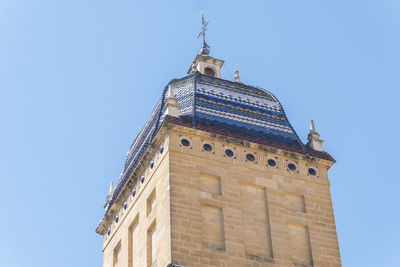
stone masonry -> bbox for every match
[98,123,341,267]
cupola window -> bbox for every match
[225,149,234,157]
[181,139,190,147]
[204,67,216,77]
[288,163,296,171]
[246,153,255,162]
[308,168,317,176]
[203,143,212,151]
[267,159,276,167]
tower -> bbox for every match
[96,19,341,267]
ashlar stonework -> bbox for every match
[98,124,341,267]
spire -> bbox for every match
[163,85,180,117]
[198,12,210,55]
[307,119,324,152]
[188,13,224,77]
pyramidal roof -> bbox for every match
[108,69,334,210]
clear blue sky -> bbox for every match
[1,1,399,266]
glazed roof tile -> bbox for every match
[108,72,334,210]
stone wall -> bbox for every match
[100,125,341,267]
[169,127,341,267]
[101,137,172,267]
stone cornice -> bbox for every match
[168,123,335,169]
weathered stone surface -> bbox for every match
[100,126,341,267]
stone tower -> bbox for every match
[96,46,341,267]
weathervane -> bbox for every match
[197,12,210,55]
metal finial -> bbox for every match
[197,12,210,55]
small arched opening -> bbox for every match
[204,67,216,77]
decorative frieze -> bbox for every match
[170,128,330,184]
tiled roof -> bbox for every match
[108,72,334,210]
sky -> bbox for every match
[0,0,399,266]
